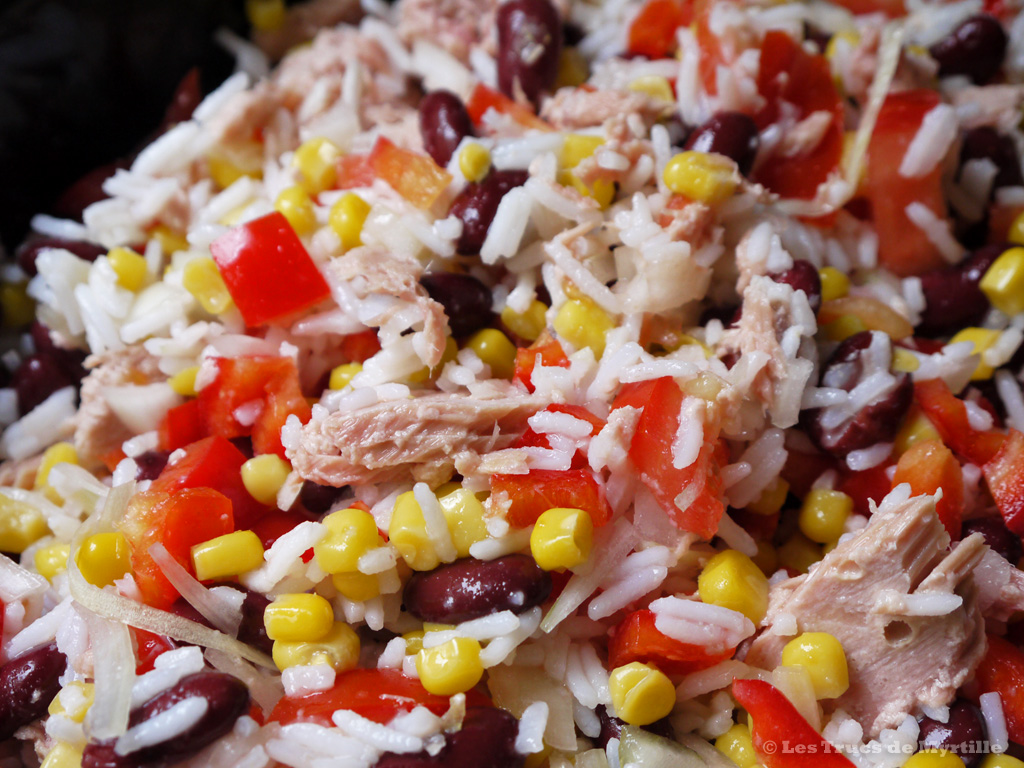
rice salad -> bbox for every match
[3,0,1024,767]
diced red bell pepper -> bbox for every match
[251,509,315,550]
[158,399,206,452]
[609,609,734,675]
[513,335,569,393]
[732,679,857,768]
[134,629,176,674]
[984,430,1024,537]
[492,468,613,528]
[119,488,234,609]
[465,83,553,133]
[627,0,693,59]
[368,137,452,210]
[837,463,894,517]
[782,449,838,500]
[914,379,1005,466]
[336,153,375,190]
[973,634,1024,744]
[210,211,331,327]
[891,438,963,539]
[340,329,381,363]
[149,435,268,530]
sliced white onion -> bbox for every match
[148,543,242,637]
[84,609,135,740]
[0,553,49,602]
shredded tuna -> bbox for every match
[541,87,669,132]
[397,0,501,62]
[253,0,363,61]
[0,454,43,489]
[950,85,1024,133]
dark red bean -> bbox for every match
[961,127,1024,191]
[419,91,475,167]
[768,260,822,314]
[962,517,1022,563]
[595,705,675,749]
[420,273,494,337]
[134,450,171,482]
[918,244,1004,336]
[30,323,89,384]
[15,235,106,277]
[403,554,552,623]
[449,170,529,255]
[236,589,273,656]
[496,0,562,106]
[13,353,76,416]
[375,707,522,768]
[158,68,203,132]
[918,700,987,767]
[298,480,346,516]
[930,14,1007,84]
[684,112,760,176]
[52,162,124,223]
[0,642,67,740]
[82,672,250,768]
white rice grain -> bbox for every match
[116,697,208,756]
[282,664,336,697]
[980,692,1008,755]
[516,702,549,754]
[899,104,957,178]
[905,203,964,264]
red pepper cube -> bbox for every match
[368,137,453,210]
[210,211,331,327]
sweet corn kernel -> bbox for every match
[501,300,548,342]
[315,507,381,574]
[191,530,265,581]
[799,488,852,544]
[437,486,488,558]
[459,143,491,183]
[416,637,484,696]
[949,327,1002,381]
[778,532,823,574]
[1008,211,1024,246]
[389,491,440,571]
[781,632,849,699]
[751,540,779,577]
[168,366,200,397]
[825,30,860,63]
[676,333,713,358]
[76,532,131,588]
[151,225,189,255]
[332,570,381,601]
[403,630,426,654]
[246,0,286,31]
[264,593,335,642]
[980,247,1024,316]
[561,134,604,168]
[697,550,769,625]
[41,742,83,768]
[107,247,148,292]
[903,750,966,768]
[0,496,49,554]
[241,454,292,506]
[715,723,758,768]
[272,621,360,671]
[892,347,921,373]
[48,681,94,722]
[294,137,342,194]
[208,155,257,189]
[328,362,363,390]
[0,282,35,328]
[894,405,941,455]
[555,48,589,89]
[747,477,789,516]
[554,297,615,358]
[823,314,867,342]
[628,75,675,102]
[530,507,593,571]
[36,442,78,504]
[466,329,517,379]
[183,258,233,314]
[817,266,850,303]
[980,755,1024,768]
[558,170,616,209]
[275,185,317,236]
[329,193,371,250]
[408,336,458,384]
[683,370,724,402]
[35,544,70,580]
[608,662,677,726]
[663,151,738,204]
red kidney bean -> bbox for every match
[169,587,273,656]
[0,642,67,740]
[496,0,562,106]
[595,705,675,749]
[419,91,475,167]
[30,322,89,383]
[804,331,913,457]
[403,554,552,623]
[134,450,170,482]
[449,170,529,255]
[420,273,495,337]
[13,352,76,416]
[961,127,1024,191]
[375,707,523,768]
[684,112,760,176]
[918,700,986,767]
[962,517,1022,563]
[82,672,250,768]
[768,260,822,314]
[298,480,346,515]
[15,235,106,277]
[930,14,1007,84]
[918,244,1004,337]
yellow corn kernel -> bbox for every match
[208,155,254,189]
[246,0,286,30]
[294,137,341,195]
[326,362,361,390]
[416,637,484,696]
[36,442,78,504]
[818,267,850,302]
[107,247,148,292]
[558,170,616,209]
[408,336,458,384]
[554,297,615,358]
[0,281,35,328]
[403,629,426,654]
[329,192,371,250]
[272,621,360,671]
[35,544,70,580]
[0,496,49,554]
[683,370,724,402]
[777,532,823,574]
[41,742,84,768]
[781,631,849,700]
[715,723,758,768]
[315,507,381,574]
[437,485,487,558]
[799,488,852,545]
[275,185,317,236]
[561,134,605,168]
[892,347,921,373]
[48,681,94,722]
[530,507,593,571]
[663,151,738,204]
[466,329,516,379]
[676,334,713,358]
[168,366,200,397]
[980,755,1024,768]
[264,593,335,642]
[151,225,189,255]
[980,246,1024,316]
[825,30,860,63]
[501,300,548,342]
[459,143,491,183]
[183,257,233,315]
[389,491,440,571]
[698,550,769,625]
[332,570,381,602]
[609,662,677,726]
[1008,211,1024,246]
[823,314,867,342]
[76,532,131,588]
[949,327,1002,381]
[241,454,292,506]
[629,75,675,102]
[904,752,967,768]
[191,530,265,581]
[751,540,779,577]
[747,477,789,516]
[555,48,589,89]
[894,405,941,456]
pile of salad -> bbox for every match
[1,0,1024,767]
